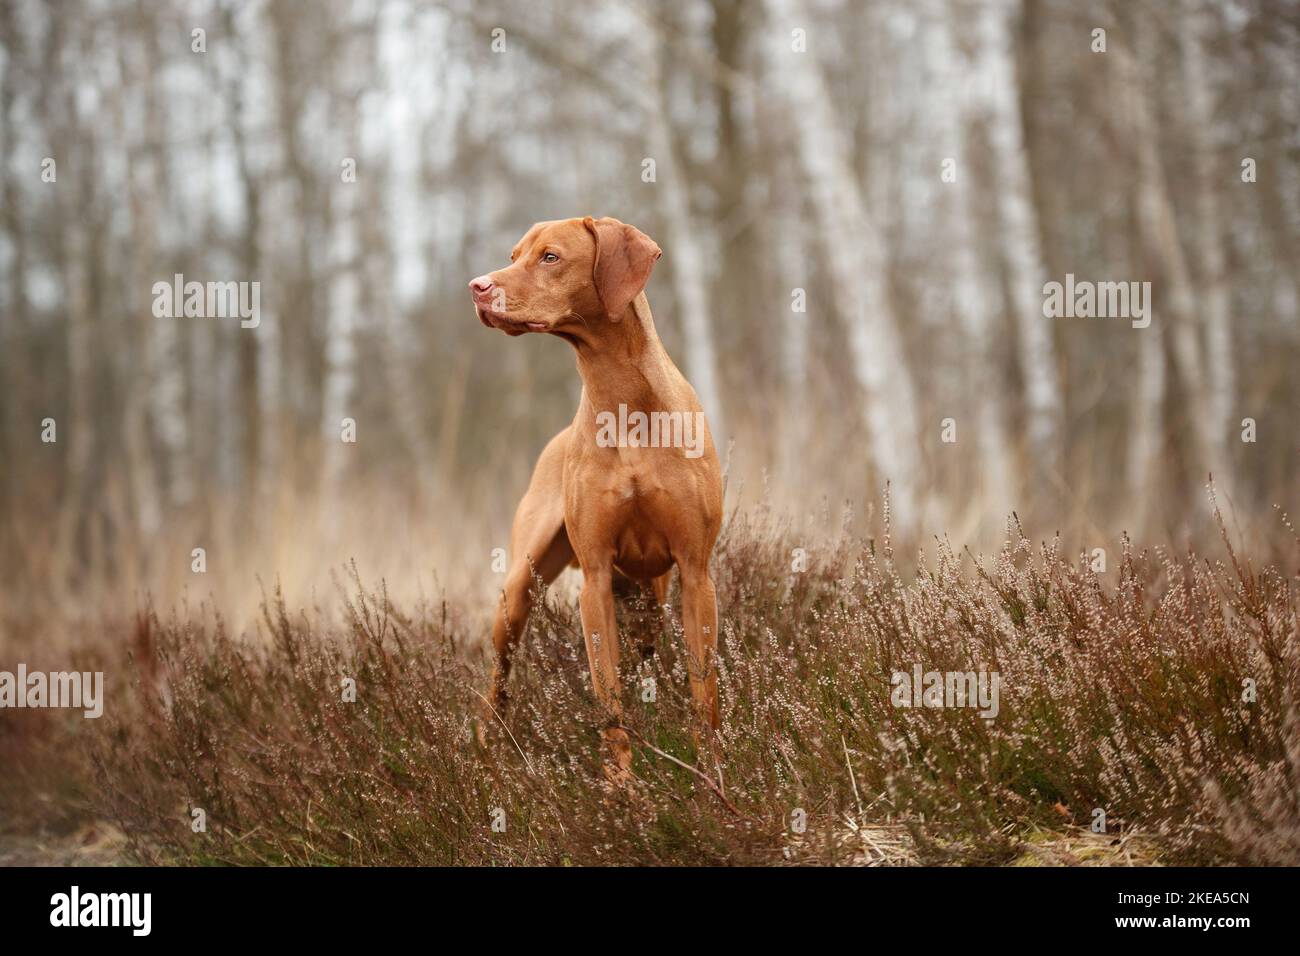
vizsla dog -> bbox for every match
[469,216,722,779]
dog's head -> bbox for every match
[469,216,661,336]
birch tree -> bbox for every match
[140,14,191,508]
[637,3,727,443]
[321,53,363,524]
[54,92,96,585]
[971,0,1062,481]
[1116,16,1213,522]
[762,0,924,523]
[1181,0,1233,467]
[939,0,1015,518]
[219,3,267,500]
[0,2,26,522]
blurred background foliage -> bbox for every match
[0,0,1296,642]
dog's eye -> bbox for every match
[540,252,559,264]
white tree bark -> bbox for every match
[322,198,359,517]
[936,1,1016,518]
[148,263,190,505]
[775,199,812,483]
[56,215,94,586]
[973,0,1062,477]
[1182,0,1233,474]
[321,33,364,519]
[763,0,924,524]
[378,3,435,494]
[639,9,726,443]
[1120,32,1163,517]
[1117,22,1221,522]
[1120,34,1219,496]
[116,31,163,536]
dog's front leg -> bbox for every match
[578,565,632,781]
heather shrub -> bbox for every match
[13,499,1295,865]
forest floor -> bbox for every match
[0,819,1164,867]
[1,502,1295,866]
[0,823,130,867]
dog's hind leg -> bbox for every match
[639,571,674,659]
[678,558,720,733]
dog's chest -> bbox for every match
[570,457,680,576]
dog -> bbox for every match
[469,216,723,779]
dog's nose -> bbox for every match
[469,275,495,299]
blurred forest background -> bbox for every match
[0,0,1297,644]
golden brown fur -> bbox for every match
[469,217,723,779]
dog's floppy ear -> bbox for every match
[582,216,661,322]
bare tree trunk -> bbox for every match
[0,11,26,523]
[1128,215,1167,526]
[640,9,726,443]
[1121,24,1163,523]
[976,0,1063,480]
[38,14,97,590]
[1266,22,1300,332]
[56,186,95,588]
[1118,18,1216,528]
[376,3,435,495]
[116,30,162,539]
[1118,15,1213,526]
[940,0,1016,520]
[709,0,763,438]
[321,74,361,530]
[139,11,189,509]
[1181,0,1233,476]
[220,4,264,503]
[269,2,327,492]
[770,191,813,485]
[763,0,924,524]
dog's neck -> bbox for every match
[569,292,678,412]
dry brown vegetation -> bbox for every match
[3,494,1297,866]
